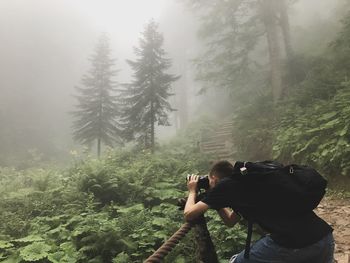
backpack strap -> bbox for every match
[244,220,253,259]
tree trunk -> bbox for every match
[98,87,102,158]
[261,0,283,103]
[150,101,155,153]
[177,61,189,129]
[192,216,219,263]
[97,138,101,158]
[278,0,294,60]
[278,0,298,97]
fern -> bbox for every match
[47,251,76,263]
[112,252,130,263]
[0,241,13,249]
[13,235,44,244]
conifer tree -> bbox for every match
[120,20,179,152]
[186,0,295,104]
[72,34,120,157]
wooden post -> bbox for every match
[192,215,219,263]
[177,195,218,263]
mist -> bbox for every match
[0,0,347,167]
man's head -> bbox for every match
[208,160,235,189]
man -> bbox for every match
[184,160,334,263]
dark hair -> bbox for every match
[209,160,235,179]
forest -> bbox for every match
[0,0,349,262]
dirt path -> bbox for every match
[315,196,350,263]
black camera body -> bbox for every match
[186,175,210,190]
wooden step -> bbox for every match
[201,142,226,148]
[216,127,233,133]
[220,122,234,127]
[200,120,234,160]
[213,132,232,137]
[201,146,230,152]
[202,149,232,155]
[202,149,231,155]
[204,133,232,140]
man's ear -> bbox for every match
[212,174,220,182]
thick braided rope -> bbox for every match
[144,222,192,263]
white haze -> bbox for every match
[0,0,346,164]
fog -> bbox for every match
[0,0,347,166]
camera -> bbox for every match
[186,174,210,190]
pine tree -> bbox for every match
[120,20,179,152]
[72,34,120,157]
[186,0,295,104]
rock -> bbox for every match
[336,253,349,263]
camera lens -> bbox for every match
[185,175,209,190]
[197,176,209,190]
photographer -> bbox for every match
[184,160,334,263]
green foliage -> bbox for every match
[0,241,13,250]
[0,145,246,262]
[112,252,130,263]
[205,211,248,261]
[232,94,275,160]
[271,12,350,178]
[19,242,51,261]
[273,82,350,176]
[14,236,44,244]
[77,163,131,205]
[68,211,132,262]
[47,251,77,263]
[223,8,350,185]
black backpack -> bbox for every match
[232,161,327,259]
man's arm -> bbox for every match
[217,208,240,227]
[184,175,239,227]
[184,175,209,221]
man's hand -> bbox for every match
[184,174,209,221]
[187,174,199,193]
[217,208,240,227]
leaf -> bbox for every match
[19,242,51,261]
[89,184,103,193]
[292,138,315,157]
[107,184,119,190]
[47,251,77,263]
[47,252,65,263]
[174,256,186,263]
[59,242,78,258]
[71,227,87,237]
[117,239,136,250]
[152,218,169,227]
[78,245,98,253]
[117,204,144,213]
[13,235,44,243]
[306,127,321,133]
[112,252,130,263]
[321,118,340,129]
[321,149,329,157]
[318,111,337,121]
[339,124,349,136]
[0,254,22,263]
[0,241,13,249]
[337,137,348,146]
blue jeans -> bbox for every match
[230,232,334,263]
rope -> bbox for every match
[144,222,193,263]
